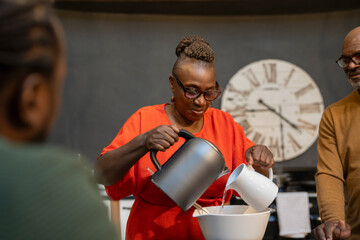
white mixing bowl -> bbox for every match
[193,205,271,240]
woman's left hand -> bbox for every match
[245,145,274,169]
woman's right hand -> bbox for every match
[143,125,180,151]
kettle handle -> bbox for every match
[150,129,195,171]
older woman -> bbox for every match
[95,36,274,239]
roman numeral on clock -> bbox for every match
[294,83,314,98]
[263,63,277,83]
[299,103,322,114]
[284,68,295,87]
[252,131,265,145]
[287,133,302,152]
[298,119,317,132]
[239,119,252,133]
[226,105,246,118]
[226,83,251,99]
[269,137,280,159]
[242,68,260,88]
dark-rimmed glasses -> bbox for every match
[172,74,221,101]
[336,53,360,68]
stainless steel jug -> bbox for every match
[150,129,225,212]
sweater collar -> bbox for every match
[353,89,360,104]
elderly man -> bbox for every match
[312,26,360,240]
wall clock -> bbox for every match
[221,59,324,162]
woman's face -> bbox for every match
[171,60,217,123]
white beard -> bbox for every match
[347,77,360,89]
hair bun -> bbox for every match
[175,35,214,63]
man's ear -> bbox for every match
[169,75,175,93]
[19,73,50,131]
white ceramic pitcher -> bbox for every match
[226,163,278,212]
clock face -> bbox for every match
[221,59,324,162]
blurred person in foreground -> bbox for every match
[0,0,118,239]
[95,35,275,239]
[312,26,360,240]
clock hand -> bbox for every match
[258,99,302,133]
[279,106,285,161]
[245,109,271,112]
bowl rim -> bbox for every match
[193,205,272,217]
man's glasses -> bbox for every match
[172,74,221,101]
[336,53,360,68]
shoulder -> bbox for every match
[123,103,167,128]
[320,90,360,132]
[324,90,360,117]
[135,103,166,114]
[0,140,95,197]
[0,143,118,239]
[0,141,77,174]
[2,143,94,191]
[328,90,359,108]
[205,107,235,121]
[127,104,166,120]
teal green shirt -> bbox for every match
[0,138,118,240]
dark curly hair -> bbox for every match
[172,35,215,76]
[175,35,214,63]
[0,0,60,88]
[0,0,60,128]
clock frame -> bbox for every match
[221,59,324,162]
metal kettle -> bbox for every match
[150,129,225,212]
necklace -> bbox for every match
[165,104,204,133]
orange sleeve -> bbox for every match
[100,111,141,157]
[101,110,142,200]
[100,105,170,200]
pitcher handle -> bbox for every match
[150,129,195,171]
[268,168,273,181]
[248,165,274,181]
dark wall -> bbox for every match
[50,9,360,171]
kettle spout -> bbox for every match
[217,165,230,179]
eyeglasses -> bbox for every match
[336,53,360,68]
[172,74,221,101]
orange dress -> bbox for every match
[100,104,254,240]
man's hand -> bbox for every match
[312,221,351,240]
